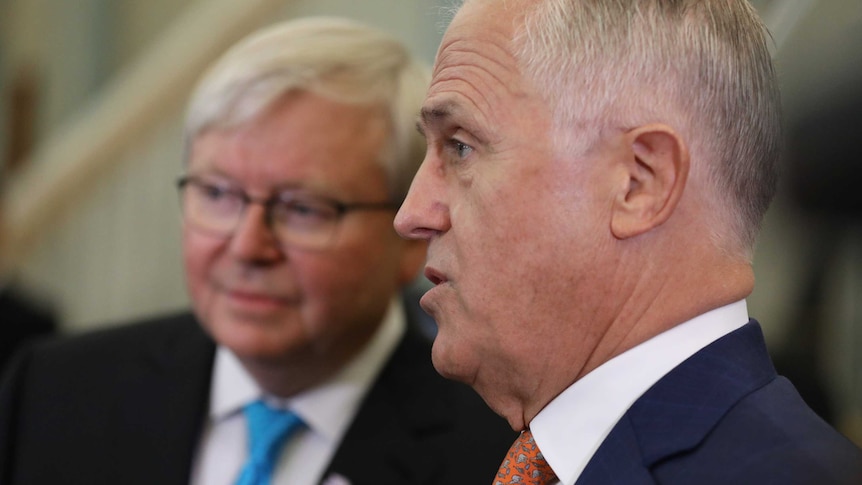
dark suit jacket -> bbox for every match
[577,321,862,484]
[0,312,515,485]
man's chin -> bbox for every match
[211,318,300,360]
[430,339,474,384]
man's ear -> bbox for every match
[611,124,689,239]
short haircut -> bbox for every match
[510,0,781,258]
[185,17,430,204]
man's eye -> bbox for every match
[451,139,473,159]
[288,201,325,217]
[200,184,232,200]
[275,198,337,223]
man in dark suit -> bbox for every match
[394,0,862,483]
[0,17,513,485]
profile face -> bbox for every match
[395,0,619,418]
[184,91,421,367]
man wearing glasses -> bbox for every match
[0,17,513,485]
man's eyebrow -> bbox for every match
[417,102,455,136]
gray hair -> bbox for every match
[185,17,430,204]
[510,0,781,258]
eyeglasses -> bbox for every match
[177,176,397,250]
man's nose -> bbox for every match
[228,204,283,262]
[394,157,450,240]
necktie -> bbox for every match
[235,400,304,485]
[494,429,558,485]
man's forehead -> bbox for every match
[433,0,521,78]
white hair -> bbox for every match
[185,17,430,203]
[507,0,781,258]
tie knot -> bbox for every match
[494,429,557,485]
[236,400,304,485]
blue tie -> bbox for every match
[234,400,304,485]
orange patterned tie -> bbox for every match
[494,429,558,485]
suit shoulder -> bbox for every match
[30,312,200,358]
[658,377,862,484]
[5,311,208,385]
[0,311,213,485]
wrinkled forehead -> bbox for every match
[433,0,537,86]
[437,0,525,58]
[425,0,536,125]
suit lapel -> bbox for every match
[577,321,777,484]
[321,328,447,485]
[110,314,215,485]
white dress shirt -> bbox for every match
[530,300,750,485]
[190,297,406,485]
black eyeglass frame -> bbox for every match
[175,175,399,248]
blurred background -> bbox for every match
[1,0,860,444]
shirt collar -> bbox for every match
[530,300,749,485]
[208,296,406,444]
